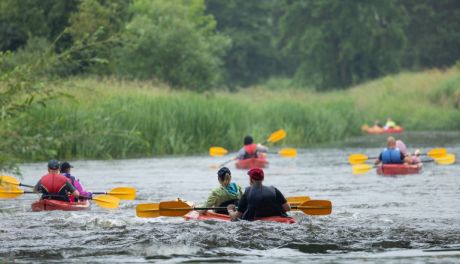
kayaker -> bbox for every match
[237,136,268,160]
[202,167,243,214]
[396,140,421,164]
[384,117,397,129]
[33,160,80,202]
[373,119,383,128]
[60,161,92,201]
[375,137,408,165]
[227,167,290,221]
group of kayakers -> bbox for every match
[374,136,421,165]
[33,160,91,202]
[203,166,290,221]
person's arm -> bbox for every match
[236,147,246,160]
[73,179,92,198]
[33,180,42,193]
[256,144,268,153]
[65,181,80,198]
[275,188,290,212]
[374,153,382,165]
[228,189,248,220]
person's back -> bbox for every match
[375,137,405,165]
[60,162,92,202]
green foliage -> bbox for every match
[278,0,406,90]
[430,74,460,110]
[115,0,230,91]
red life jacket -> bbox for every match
[40,173,69,194]
[244,144,258,159]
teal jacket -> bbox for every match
[204,182,243,207]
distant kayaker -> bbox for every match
[227,167,291,221]
[60,161,92,201]
[237,136,268,160]
[396,140,421,164]
[373,119,383,128]
[33,160,80,202]
[384,117,397,129]
[202,167,243,215]
[375,137,408,165]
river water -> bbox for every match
[1,132,460,263]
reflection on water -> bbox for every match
[0,132,459,263]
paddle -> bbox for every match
[136,199,331,218]
[210,147,297,158]
[348,148,448,165]
[286,196,310,206]
[0,175,34,188]
[211,129,287,168]
[0,186,119,209]
[351,154,455,175]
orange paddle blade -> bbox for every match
[159,200,193,217]
[348,154,369,165]
[0,175,20,187]
[92,195,119,209]
[434,154,455,165]
[106,187,136,200]
[209,147,229,157]
[0,186,24,199]
[287,196,310,207]
[352,164,373,175]
[278,148,297,157]
[136,203,161,218]
[427,148,447,159]
[295,200,332,215]
[266,129,286,143]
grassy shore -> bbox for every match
[12,68,460,161]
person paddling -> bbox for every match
[227,167,290,221]
[202,167,243,215]
[237,136,268,160]
[33,160,79,202]
[60,161,92,202]
[396,140,421,165]
[375,137,408,165]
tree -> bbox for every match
[278,0,407,90]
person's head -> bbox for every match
[247,167,264,185]
[60,161,73,174]
[243,136,253,145]
[387,137,396,148]
[217,167,232,186]
[47,160,60,174]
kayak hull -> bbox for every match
[235,157,268,169]
[31,199,91,212]
[377,163,422,176]
[184,211,296,224]
[365,126,404,134]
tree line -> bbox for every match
[1,0,459,91]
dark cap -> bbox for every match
[248,167,264,181]
[217,167,231,181]
[244,136,253,145]
[47,160,60,170]
[60,161,73,172]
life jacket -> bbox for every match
[243,144,258,159]
[381,148,403,164]
[40,173,70,200]
[242,185,286,220]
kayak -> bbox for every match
[377,163,423,176]
[31,199,91,212]
[235,156,269,169]
[184,210,296,224]
[363,125,404,134]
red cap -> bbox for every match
[248,167,264,181]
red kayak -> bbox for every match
[184,210,296,224]
[377,163,422,176]
[364,126,404,134]
[31,199,91,212]
[235,156,269,169]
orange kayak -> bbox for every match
[184,211,296,224]
[235,157,269,169]
[31,199,91,212]
[363,125,404,134]
[377,163,422,176]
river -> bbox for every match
[1,132,460,263]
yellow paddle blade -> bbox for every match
[209,147,229,157]
[352,164,373,175]
[159,200,193,217]
[92,195,119,209]
[287,196,310,207]
[136,203,161,218]
[107,187,137,200]
[0,186,24,199]
[434,154,455,165]
[0,175,20,187]
[427,148,447,159]
[266,129,286,143]
[348,154,369,165]
[278,148,297,157]
[296,200,332,215]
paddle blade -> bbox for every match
[348,154,369,165]
[434,154,455,165]
[287,196,310,207]
[159,200,193,217]
[296,200,332,215]
[0,186,24,199]
[352,164,373,175]
[0,175,20,187]
[278,148,297,158]
[427,148,447,159]
[209,147,229,157]
[107,187,137,200]
[92,195,119,209]
[266,129,286,143]
[136,203,161,218]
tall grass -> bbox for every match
[11,69,460,161]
